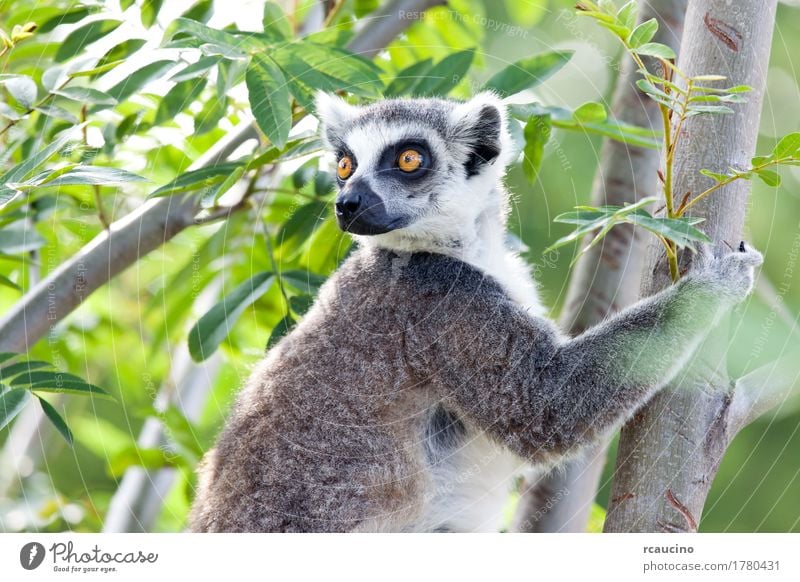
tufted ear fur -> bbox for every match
[448,91,512,178]
[314,91,358,147]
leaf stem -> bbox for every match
[0,77,73,138]
[680,156,796,215]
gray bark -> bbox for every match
[604,0,779,533]
[512,0,688,533]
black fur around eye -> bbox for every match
[378,141,433,179]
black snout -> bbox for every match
[334,182,406,235]
[334,192,363,220]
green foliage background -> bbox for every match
[0,0,799,532]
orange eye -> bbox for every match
[337,156,354,180]
[398,149,423,172]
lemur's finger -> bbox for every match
[738,250,764,267]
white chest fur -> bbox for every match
[418,214,543,532]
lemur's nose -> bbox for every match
[335,193,362,219]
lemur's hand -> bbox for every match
[686,242,763,303]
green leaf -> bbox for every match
[572,101,607,123]
[105,61,175,103]
[0,388,29,430]
[34,104,78,124]
[272,42,384,99]
[181,0,214,23]
[38,397,73,446]
[1,127,81,184]
[289,294,314,316]
[617,1,637,30]
[163,17,250,52]
[109,445,185,478]
[699,168,729,182]
[0,274,20,291]
[246,54,291,149]
[481,50,573,97]
[633,42,676,59]
[199,164,247,208]
[565,119,660,149]
[155,78,208,124]
[384,59,434,97]
[263,2,292,42]
[636,79,671,101]
[554,209,616,225]
[55,20,122,62]
[522,114,551,183]
[148,162,243,198]
[194,96,228,134]
[54,87,117,106]
[755,169,781,187]
[199,42,247,60]
[0,360,53,381]
[169,56,221,82]
[688,93,746,104]
[627,214,711,250]
[546,197,660,254]
[773,132,800,158]
[30,380,114,400]
[627,18,658,48]
[687,104,734,116]
[0,353,18,365]
[5,75,37,109]
[0,228,46,253]
[9,370,112,399]
[69,59,126,78]
[545,216,614,253]
[724,85,753,94]
[38,7,100,33]
[141,0,165,28]
[504,0,547,26]
[0,186,21,208]
[595,20,631,40]
[280,270,327,295]
[93,39,148,76]
[188,272,275,361]
[277,199,328,252]
[10,368,78,385]
[40,166,147,188]
[691,74,727,82]
[412,50,474,96]
[267,314,294,348]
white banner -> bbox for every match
[0,533,798,581]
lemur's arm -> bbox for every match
[403,247,761,462]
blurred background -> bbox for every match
[0,0,798,532]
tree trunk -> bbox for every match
[512,0,688,533]
[604,0,778,533]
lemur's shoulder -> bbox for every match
[332,245,509,305]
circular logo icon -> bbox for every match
[20,542,46,570]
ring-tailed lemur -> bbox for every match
[188,92,762,532]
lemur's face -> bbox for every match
[315,92,512,242]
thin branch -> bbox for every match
[346,0,446,59]
[729,346,800,436]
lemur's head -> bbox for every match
[315,92,513,251]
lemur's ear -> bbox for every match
[448,91,511,177]
[315,91,358,147]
